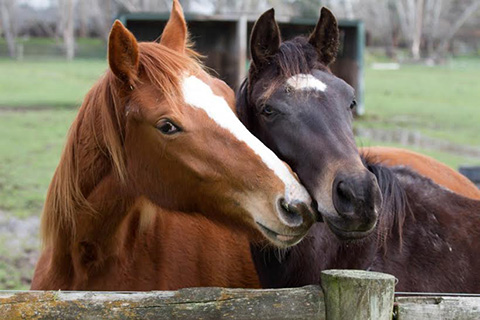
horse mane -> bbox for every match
[41,42,203,248]
[361,154,410,251]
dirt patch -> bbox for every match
[0,210,40,289]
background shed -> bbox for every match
[118,13,365,114]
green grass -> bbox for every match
[358,59,480,148]
[0,37,106,59]
[0,58,106,217]
[0,58,107,108]
[0,110,77,217]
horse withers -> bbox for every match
[31,0,317,290]
[239,7,480,292]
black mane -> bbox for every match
[361,156,409,248]
[266,37,325,78]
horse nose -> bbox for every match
[277,198,312,227]
[332,171,382,230]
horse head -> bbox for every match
[104,0,316,247]
[238,8,382,240]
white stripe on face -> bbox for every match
[181,75,310,203]
[286,74,327,92]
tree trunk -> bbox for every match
[62,0,75,61]
[79,0,89,38]
[343,0,355,19]
[395,0,411,43]
[0,0,16,58]
[411,0,424,60]
[93,0,114,42]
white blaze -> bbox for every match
[181,75,310,202]
[286,74,327,92]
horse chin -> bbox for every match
[324,218,376,241]
[255,221,306,248]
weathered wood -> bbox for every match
[5,274,480,319]
[0,286,324,320]
[321,269,395,320]
[396,296,480,320]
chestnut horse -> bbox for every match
[31,0,317,290]
[240,8,480,292]
[360,147,480,199]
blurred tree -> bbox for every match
[4,0,479,60]
[58,0,75,60]
[79,0,88,37]
[289,0,322,18]
[0,0,16,58]
[434,0,480,57]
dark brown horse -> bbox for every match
[239,8,480,292]
[31,0,317,291]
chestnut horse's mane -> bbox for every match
[41,42,203,248]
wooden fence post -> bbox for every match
[321,269,396,320]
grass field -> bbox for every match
[0,37,106,59]
[0,58,107,108]
[354,57,480,168]
[358,58,480,147]
[0,110,77,217]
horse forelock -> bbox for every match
[41,42,204,248]
[258,37,329,100]
[237,36,331,129]
[136,42,203,105]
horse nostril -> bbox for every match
[332,172,381,230]
[337,181,350,199]
[278,197,304,227]
[333,179,355,215]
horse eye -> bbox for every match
[350,99,357,110]
[157,120,181,135]
[262,104,276,116]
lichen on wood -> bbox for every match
[0,286,324,320]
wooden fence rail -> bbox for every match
[1,286,324,320]
[395,295,480,320]
[1,270,480,319]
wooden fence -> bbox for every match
[1,270,479,319]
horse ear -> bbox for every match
[108,20,139,84]
[308,7,339,66]
[160,0,188,53]
[250,8,281,68]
